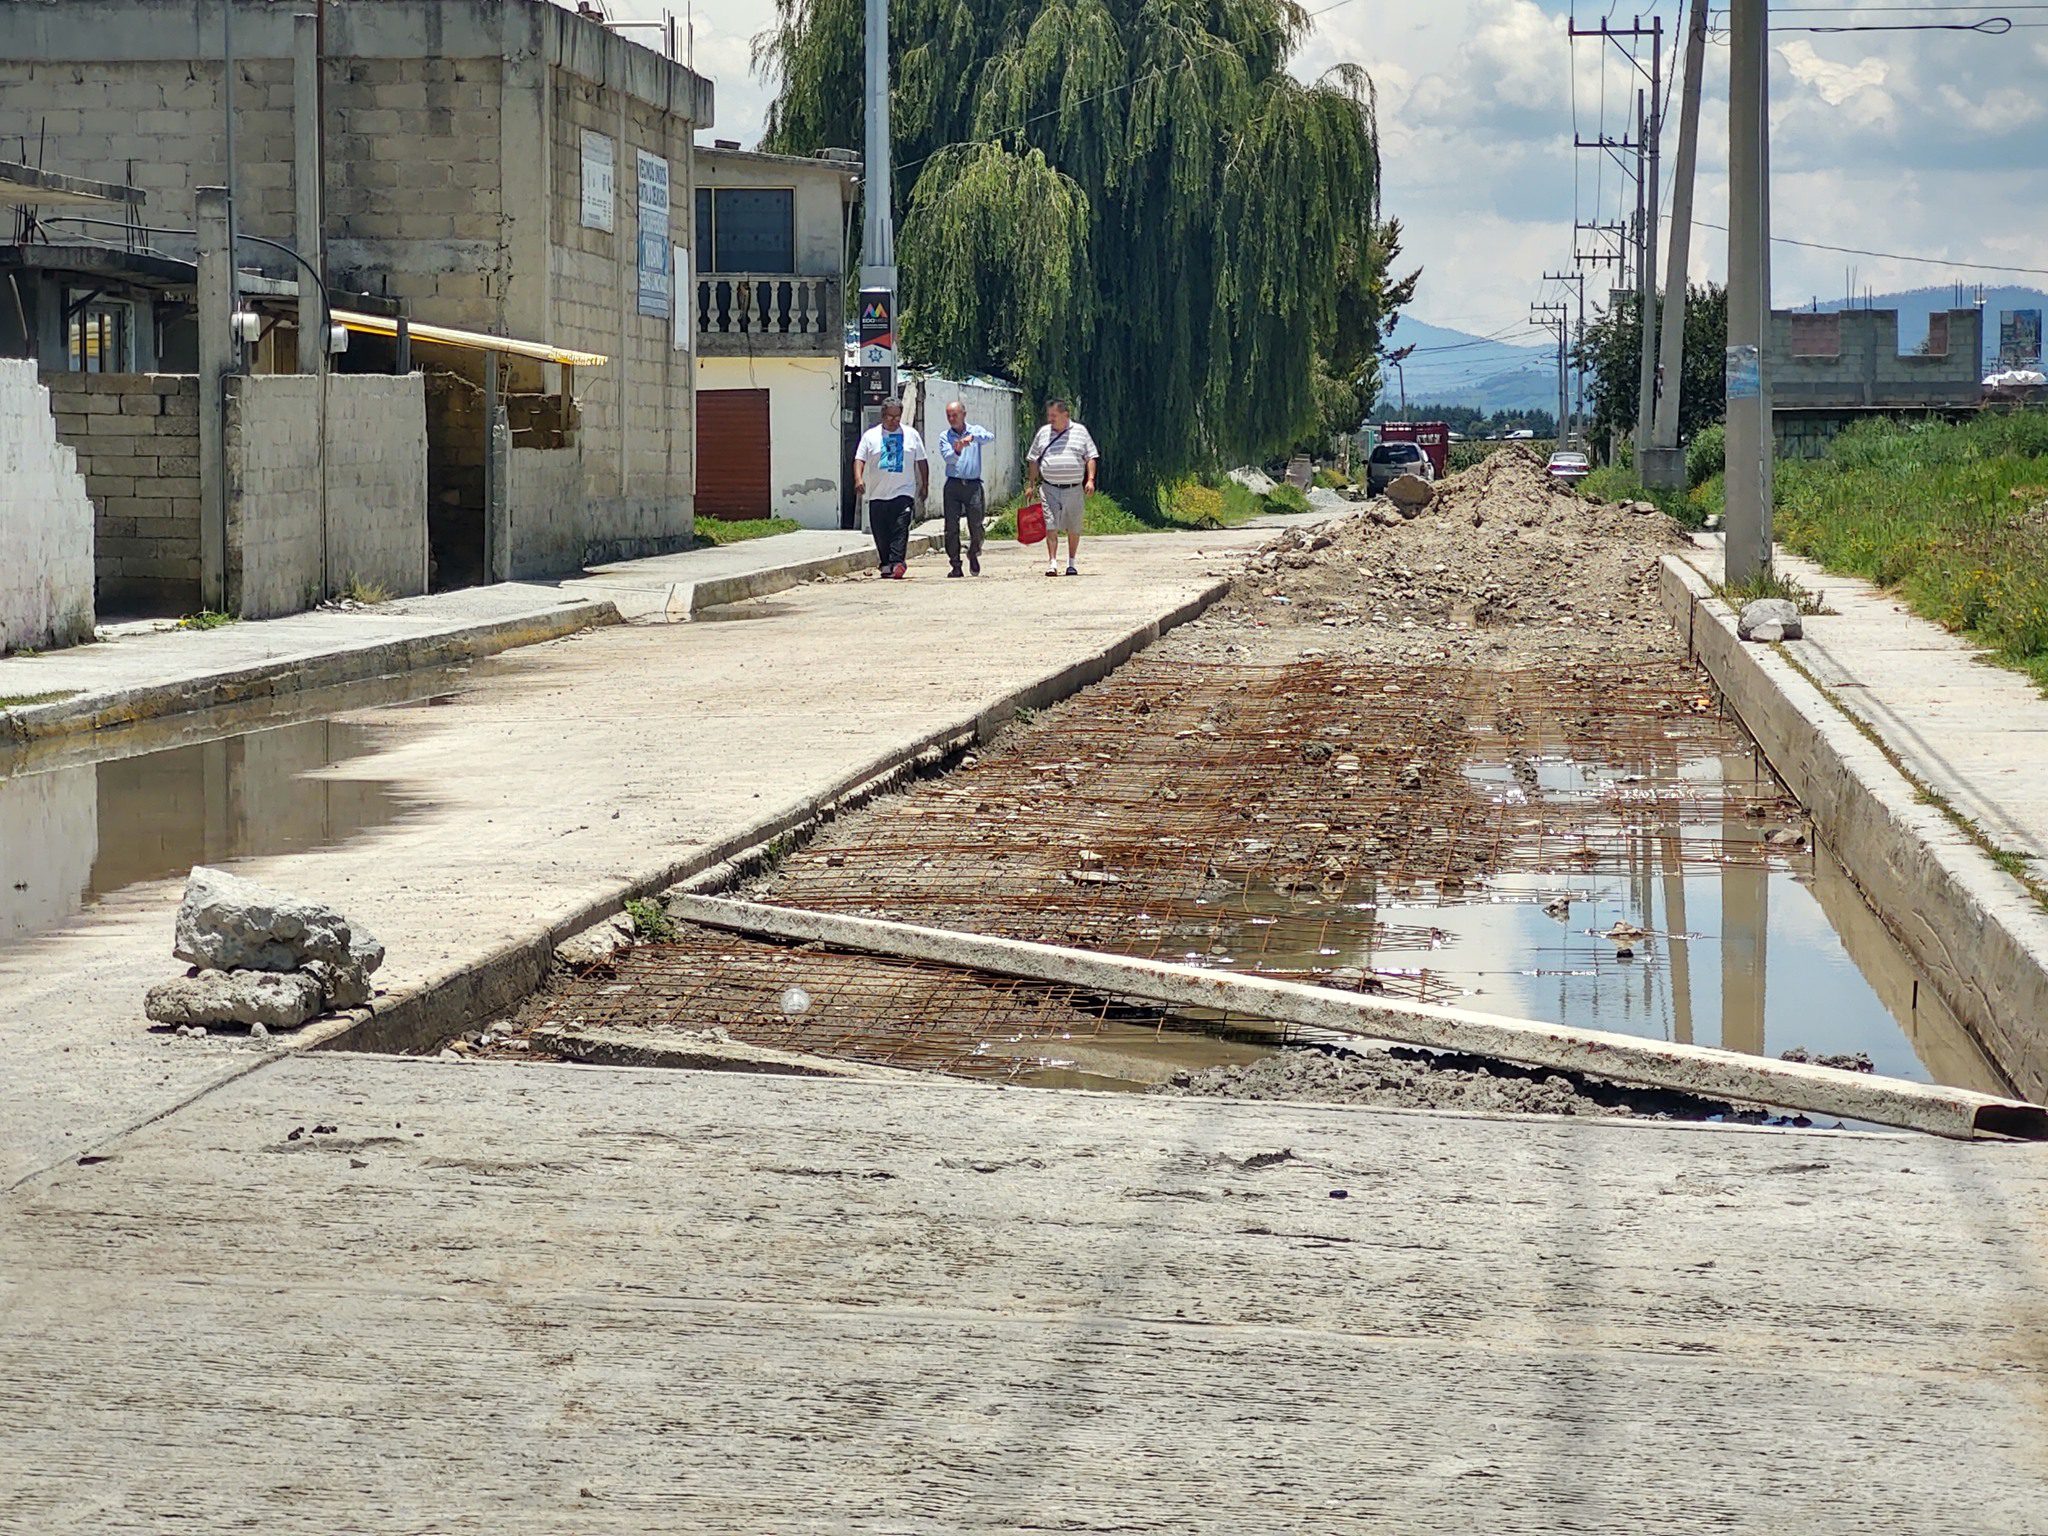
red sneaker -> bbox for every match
[892,562,908,580]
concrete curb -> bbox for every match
[315,575,1236,1059]
[0,600,619,746]
[1660,556,2048,1101]
[682,533,939,614]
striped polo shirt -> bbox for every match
[1028,422,1099,486]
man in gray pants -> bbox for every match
[1026,397,1099,576]
[937,399,995,577]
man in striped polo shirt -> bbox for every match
[1025,398,1100,577]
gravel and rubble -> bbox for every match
[1198,446,1694,666]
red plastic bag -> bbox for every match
[1015,500,1047,545]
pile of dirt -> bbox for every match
[1203,447,1693,666]
[1155,1041,1792,1125]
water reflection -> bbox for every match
[0,720,419,947]
[1207,749,2009,1097]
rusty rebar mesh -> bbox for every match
[542,924,1315,1082]
[504,653,1806,1077]
[742,655,1792,1001]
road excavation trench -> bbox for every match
[473,451,2013,1118]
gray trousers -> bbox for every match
[943,479,986,570]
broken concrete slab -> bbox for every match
[670,895,2048,1140]
[144,970,323,1030]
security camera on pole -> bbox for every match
[856,0,897,434]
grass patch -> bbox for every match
[1714,566,1834,616]
[176,610,235,631]
[1576,464,1707,528]
[623,897,677,943]
[986,477,1279,539]
[692,515,801,547]
[1740,412,2048,691]
[0,689,79,708]
[337,575,391,605]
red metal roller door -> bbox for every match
[695,388,772,520]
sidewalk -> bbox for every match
[0,527,932,746]
[1683,540,2048,870]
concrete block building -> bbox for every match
[0,0,714,590]
[1769,308,1985,459]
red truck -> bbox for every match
[1377,421,1451,480]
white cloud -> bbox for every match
[1776,39,1886,108]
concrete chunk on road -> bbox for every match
[144,969,324,1030]
[1386,474,1435,516]
[171,866,380,975]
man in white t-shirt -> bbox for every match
[853,397,930,580]
[1025,398,1099,576]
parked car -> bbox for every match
[1546,451,1591,484]
[1366,441,1435,498]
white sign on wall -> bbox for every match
[579,130,615,231]
[636,150,671,318]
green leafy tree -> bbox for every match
[1302,217,1420,448]
[1575,281,1728,458]
[758,0,1408,493]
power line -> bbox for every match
[1693,219,2048,277]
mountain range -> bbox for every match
[1395,284,2048,415]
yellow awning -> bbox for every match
[330,308,608,368]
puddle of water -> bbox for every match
[1192,749,2006,1097]
[0,718,424,948]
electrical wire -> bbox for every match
[1694,218,2048,277]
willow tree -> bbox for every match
[757,0,1409,494]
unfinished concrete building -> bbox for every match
[1769,308,1985,458]
[0,0,714,602]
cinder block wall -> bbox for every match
[0,0,712,580]
[1770,310,1985,410]
[224,374,428,619]
[0,361,96,651]
[327,374,429,599]
[505,445,584,575]
[43,374,201,616]
[543,71,696,567]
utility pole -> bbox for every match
[1532,302,1569,449]
[855,0,897,428]
[1725,0,1773,582]
[1544,269,1586,444]
[1633,22,1663,469]
[1574,220,1628,270]
[1644,0,1708,489]
[1569,16,1663,465]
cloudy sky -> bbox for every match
[607,0,2048,340]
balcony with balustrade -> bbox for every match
[695,273,841,357]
